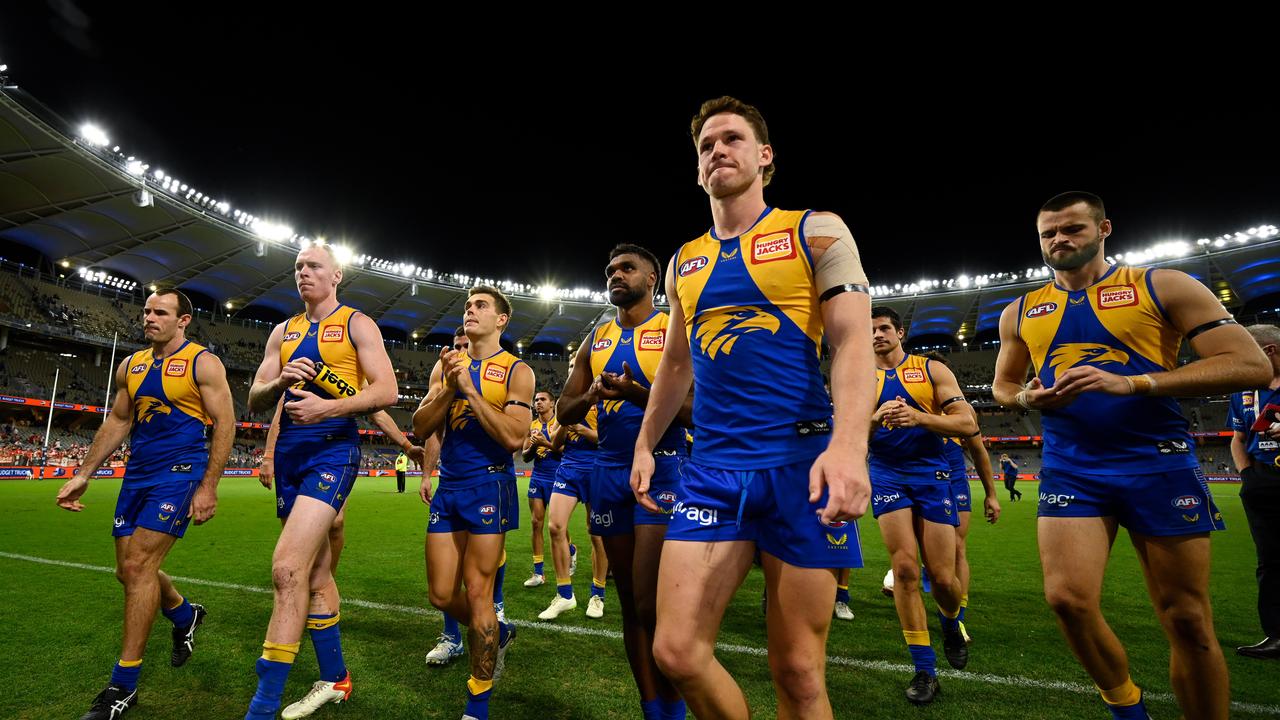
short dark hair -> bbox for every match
[468,285,512,318]
[690,96,775,187]
[1039,191,1106,224]
[535,390,556,401]
[153,288,192,317]
[453,326,466,338]
[609,243,663,287]
[871,306,903,332]
[922,350,949,366]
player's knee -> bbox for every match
[770,655,824,707]
[1043,586,1097,620]
[426,585,452,611]
[1157,598,1215,647]
[464,582,492,609]
[928,568,957,595]
[653,632,706,683]
[892,559,920,588]
[547,518,566,539]
[271,560,304,595]
[329,517,345,538]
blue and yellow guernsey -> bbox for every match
[530,415,562,475]
[1016,264,1195,474]
[558,405,598,470]
[439,348,527,487]
[675,207,831,469]
[945,436,967,474]
[869,354,951,479]
[123,340,211,485]
[278,305,365,443]
[588,310,687,465]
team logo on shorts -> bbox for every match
[1182,513,1201,523]
[165,359,188,377]
[130,363,148,375]
[672,501,717,526]
[1172,495,1202,510]
[484,363,508,383]
[479,505,496,525]
[321,325,344,342]
[873,492,902,505]
[901,368,926,383]
[1024,302,1058,319]
[158,511,172,521]
[283,331,302,342]
[694,306,780,359]
[170,464,192,473]
[639,330,665,351]
[825,533,849,548]
[591,509,615,528]
[1039,493,1075,507]
[160,503,176,513]
[678,256,708,277]
[750,230,797,264]
[1048,343,1129,373]
[1098,284,1138,309]
[114,515,124,528]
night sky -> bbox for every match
[3,5,1277,294]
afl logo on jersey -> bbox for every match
[165,359,188,377]
[678,256,708,277]
[592,338,613,352]
[321,325,345,342]
[1172,495,1202,510]
[901,367,926,383]
[1098,284,1138,309]
[283,331,302,342]
[639,329,665,351]
[751,230,797,264]
[130,363,148,375]
[1025,302,1058,319]
[484,363,508,383]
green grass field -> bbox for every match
[1,477,1275,720]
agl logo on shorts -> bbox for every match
[673,501,717,526]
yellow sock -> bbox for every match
[903,629,930,646]
[261,640,301,664]
[467,676,494,695]
[592,578,606,589]
[837,583,849,591]
[941,605,961,620]
[960,594,969,609]
[1098,678,1141,707]
[166,595,185,611]
[532,554,544,563]
[118,658,143,668]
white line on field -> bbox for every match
[2,550,1276,716]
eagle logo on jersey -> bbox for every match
[449,399,473,431]
[1047,343,1130,374]
[601,399,625,415]
[135,396,172,424]
[694,306,780,359]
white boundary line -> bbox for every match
[3,550,1277,716]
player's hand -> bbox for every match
[598,363,636,400]
[258,456,274,489]
[419,475,434,505]
[284,388,332,424]
[983,494,1001,524]
[55,476,89,511]
[439,349,460,389]
[1019,377,1074,410]
[872,399,902,425]
[1264,422,1280,440]
[809,444,870,523]
[406,445,426,468]
[1050,366,1132,400]
[882,397,922,428]
[190,484,217,525]
[630,447,658,513]
[280,357,317,386]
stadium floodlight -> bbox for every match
[539,285,558,302]
[253,221,293,242]
[331,245,354,266]
[124,159,145,176]
[154,169,166,180]
[80,123,110,147]
[225,301,234,310]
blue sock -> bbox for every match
[1106,696,1149,719]
[493,557,506,609]
[465,677,493,720]
[938,610,960,633]
[557,579,574,600]
[640,698,663,720]
[835,584,851,604]
[908,644,937,677]
[443,613,462,643]
[958,603,967,623]
[920,566,932,594]
[247,651,295,718]
[591,579,606,600]
[110,660,142,691]
[659,697,687,719]
[533,559,544,576]
[307,613,347,682]
[162,596,195,628]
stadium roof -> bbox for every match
[1,86,1277,349]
